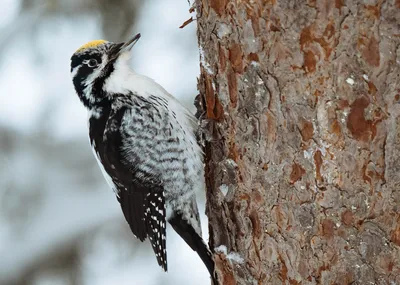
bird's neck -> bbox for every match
[73,63,114,110]
[73,79,108,111]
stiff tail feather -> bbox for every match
[169,212,217,284]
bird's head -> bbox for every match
[70,33,141,109]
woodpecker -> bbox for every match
[70,34,215,282]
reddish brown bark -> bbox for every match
[195,0,400,284]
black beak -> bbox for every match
[110,33,141,60]
[120,33,141,52]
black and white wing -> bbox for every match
[100,106,168,271]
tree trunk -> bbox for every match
[195,0,400,284]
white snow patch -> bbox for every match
[226,159,238,168]
[215,245,228,255]
[365,196,370,209]
[214,245,244,264]
[217,23,231,39]
[346,77,355,85]
[303,148,313,160]
[219,184,228,196]
[340,110,349,123]
[318,143,329,156]
[199,46,213,75]
[226,252,244,264]
[211,81,216,91]
[362,74,369,81]
[250,61,260,67]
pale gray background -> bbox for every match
[0,0,209,284]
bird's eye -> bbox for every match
[87,59,98,67]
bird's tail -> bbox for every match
[169,212,217,284]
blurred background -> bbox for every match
[0,0,208,284]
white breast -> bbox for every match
[103,54,202,159]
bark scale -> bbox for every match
[195,0,400,284]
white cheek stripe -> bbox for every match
[82,53,109,104]
[70,66,79,78]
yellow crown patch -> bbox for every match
[75,40,107,53]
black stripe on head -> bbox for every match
[71,51,104,108]
[70,52,102,73]
[91,43,124,96]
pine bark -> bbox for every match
[195,0,400,284]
